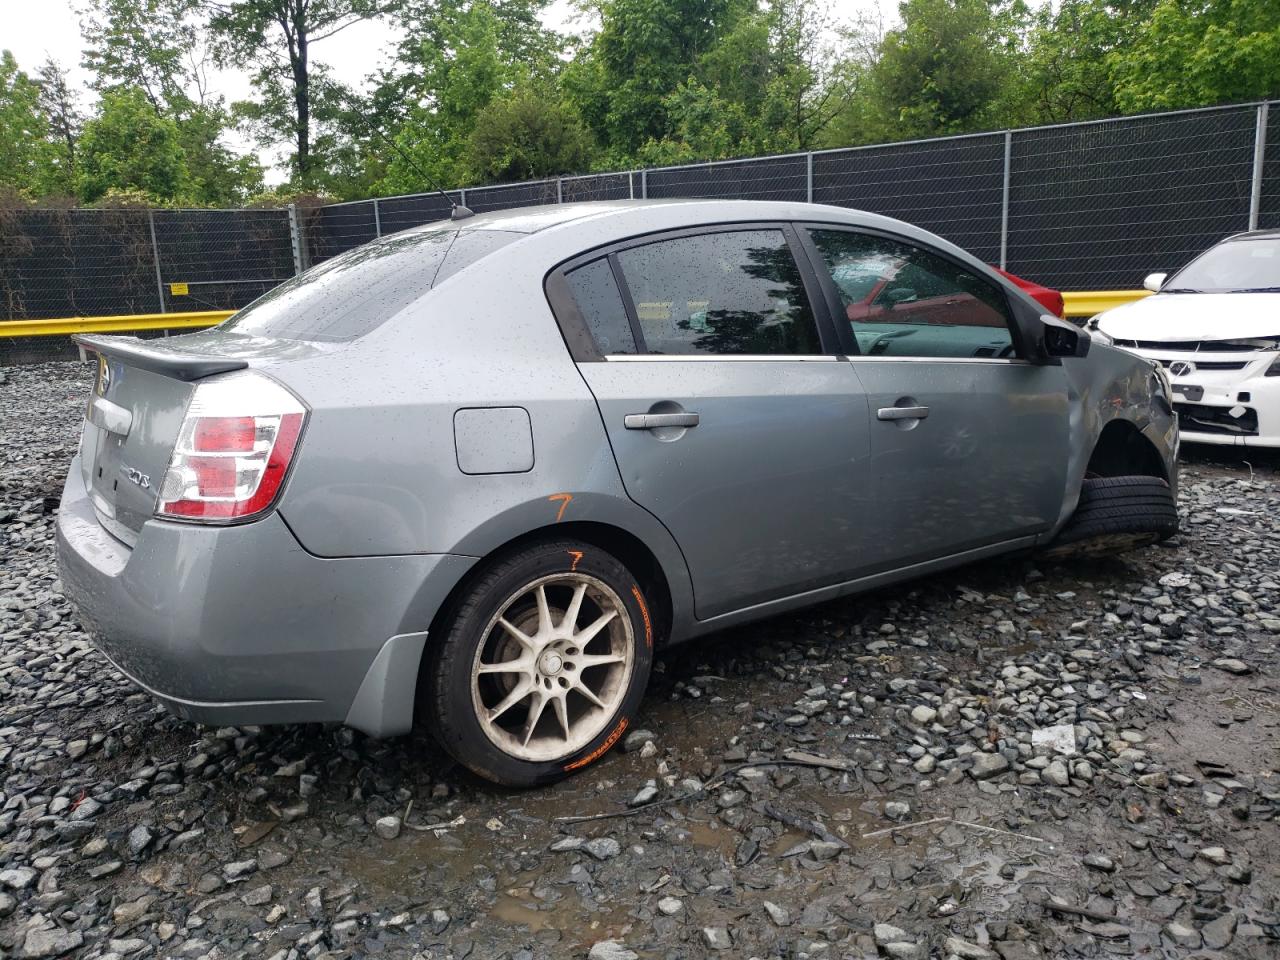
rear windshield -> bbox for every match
[219,227,522,341]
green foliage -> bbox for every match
[76,88,189,203]
[466,85,595,182]
[208,0,387,185]
[4,0,1280,208]
[1110,0,1280,111]
[0,52,58,195]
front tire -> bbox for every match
[1043,475,1178,559]
[425,540,654,787]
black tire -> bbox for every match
[424,540,654,787]
[1044,475,1178,559]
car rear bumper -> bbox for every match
[56,455,475,736]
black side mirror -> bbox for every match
[886,287,917,307]
[1037,314,1091,362]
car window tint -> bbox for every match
[615,230,821,356]
[219,228,522,342]
[565,258,638,354]
[809,229,1014,359]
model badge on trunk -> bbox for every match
[120,464,151,489]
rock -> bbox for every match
[0,892,14,917]
[884,801,911,821]
[1197,846,1230,865]
[584,837,621,861]
[1163,922,1201,948]
[629,783,659,806]
[223,859,258,880]
[945,937,996,959]
[1042,760,1070,787]
[68,798,102,821]
[374,815,401,840]
[331,918,359,945]
[0,867,37,890]
[913,754,937,774]
[242,884,273,906]
[112,895,155,925]
[910,705,937,725]
[589,941,639,960]
[66,740,88,759]
[1202,912,1237,949]
[810,840,844,860]
[1031,723,1076,757]
[1083,853,1115,872]
[970,753,1010,780]
[127,824,154,856]
[622,729,656,753]
[19,923,83,959]
[874,923,910,945]
[763,901,792,926]
[702,927,732,951]
[1211,658,1251,675]
[657,896,683,916]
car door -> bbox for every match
[548,225,873,620]
[801,225,1071,563]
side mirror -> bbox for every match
[1143,272,1167,293]
[886,287,917,306]
[1035,314,1091,363]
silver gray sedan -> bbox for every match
[56,200,1179,786]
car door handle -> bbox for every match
[624,412,700,430]
[877,405,930,421]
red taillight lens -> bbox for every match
[157,373,306,523]
[193,416,257,452]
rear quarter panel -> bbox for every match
[263,229,695,623]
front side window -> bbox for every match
[614,230,821,355]
[810,229,1015,359]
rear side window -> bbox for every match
[220,228,522,342]
[564,258,637,354]
[614,230,821,355]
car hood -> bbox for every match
[1096,292,1280,341]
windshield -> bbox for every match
[1165,236,1280,293]
[219,227,522,341]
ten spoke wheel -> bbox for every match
[470,572,636,763]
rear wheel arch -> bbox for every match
[414,522,676,711]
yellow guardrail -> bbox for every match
[0,310,233,338]
[0,291,1147,337]
[1060,290,1151,318]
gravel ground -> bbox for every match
[1,360,1278,960]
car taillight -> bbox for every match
[157,371,307,522]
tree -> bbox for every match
[376,0,510,193]
[864,0,1027,139]
[569,0,751,156]
[81,0,263,203]
[81,0,207,112]
[466,85,594,181]
[0,51,59,196]
[35,58,84,194]
[208,0,389,186]
[77,87,189,202]
[1110,0,1280,111]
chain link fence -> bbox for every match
[3,100,1277,365]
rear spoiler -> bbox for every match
[73,334,248,382]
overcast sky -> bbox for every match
[0,0,586,183]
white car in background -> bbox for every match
[1091,229,1280,446]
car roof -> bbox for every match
[1223,228,1280,242]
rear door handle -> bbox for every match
[624,412,700,430]
[877,405,930,421]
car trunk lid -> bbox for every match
[73,335,250,544]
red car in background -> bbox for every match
[997,268,1065,318]
[834,254,1065,327]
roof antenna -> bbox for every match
[345,94,473,220]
